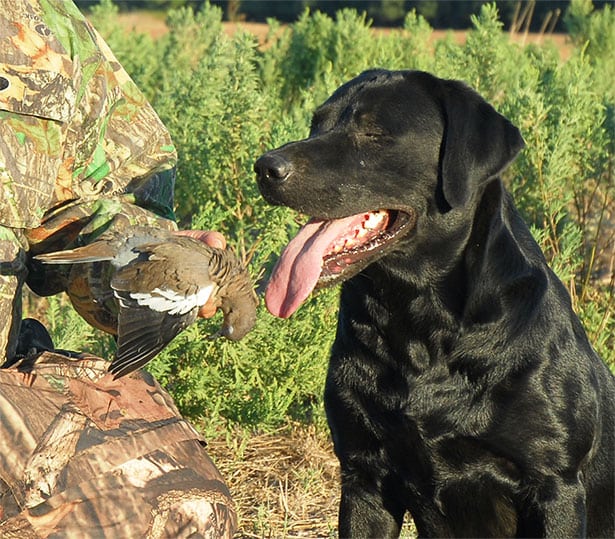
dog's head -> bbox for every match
[255,70,524,318]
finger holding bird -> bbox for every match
[34,227,258,378]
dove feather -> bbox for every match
[129,284,215,316]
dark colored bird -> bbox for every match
[35,227,258,378]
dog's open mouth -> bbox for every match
[265,209,413,318]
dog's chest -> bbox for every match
[326,327,521,533]
[328,295,501,463]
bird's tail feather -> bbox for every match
[34,244,116,264]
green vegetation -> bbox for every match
[77,0,611,31]
[40,0,614,437]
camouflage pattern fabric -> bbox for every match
[0,352,237,538]
[0,0,177,229]
[0,0,178,363]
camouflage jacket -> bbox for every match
[0,352,237,538]
[0,0,177,231]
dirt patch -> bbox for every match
[113,11,168,39]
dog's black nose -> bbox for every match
[254,154,292,183]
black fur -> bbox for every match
[255,70,615,538]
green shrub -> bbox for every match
[565,0,615,99]
[62,0,614,431]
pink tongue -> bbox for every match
[265,214,367,318]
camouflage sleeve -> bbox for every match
[0,0,177,230]
[24,196,178,298]
[0,352,237,538]
[1,0,181,298]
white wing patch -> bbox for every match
[128,283,216,315]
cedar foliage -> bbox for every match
[42,0,613,434]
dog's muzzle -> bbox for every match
[254,152,295,206]
[254,153,292,184]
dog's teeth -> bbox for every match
[363,211,387,230]
[328,211,389,257]
[331,239,348,254]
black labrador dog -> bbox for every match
[254,70,615,538]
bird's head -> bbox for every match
[218,289,258,341]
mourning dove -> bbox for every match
[35,227,258,378]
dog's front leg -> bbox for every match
[338,472,404,539]
[525,479,587,538]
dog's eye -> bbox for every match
[360,130,388,141]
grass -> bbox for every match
[207,425,340,538]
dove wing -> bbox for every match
[108,239,217,378]
[34,226,175,265]
[34,241,117,264]
[108,295,198,378]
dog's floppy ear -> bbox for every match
[439,80,525,208]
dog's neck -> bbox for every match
[337,178,555,372]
